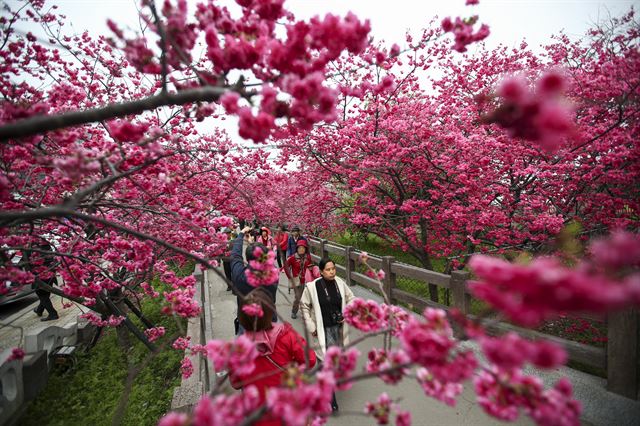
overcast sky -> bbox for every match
[37,0,637,50]
[8,0,637,146]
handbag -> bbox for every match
[311,265,321,279]
[304,266,321,283]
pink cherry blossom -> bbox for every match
[180,356,193,379]
[172,336,192,351]
[416,368,463,406]
[205,335,258,376]
[322,346,360,390]
[143,326,166,342]
[399,308,455,367]
[365,392,394,425]
[7,347,25,362]
[343,298,387,332]
[242,303,265,317]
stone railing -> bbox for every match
[0,318,95,425]
[171,265,216,412]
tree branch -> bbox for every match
[0,86,233,142]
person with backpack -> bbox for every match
[230,287,316,426]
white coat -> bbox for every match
[300,276,355,359]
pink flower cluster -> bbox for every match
[241,303,264,318]
[474,369,580,425]
[205,335,257,376]
[164,386,261,426]
[266,371,335,426]
[589,230,640,270]
[7,347,25,362]
[245,245,279,287]
[365,268,386,281]
[416,368,463,407]
[398,308,455,367]
[143,326,166,342]
[79,312,125,327]
[480,332,566,370]
[172,336,191,351]
[163,287,201,318]
[483,71,575,151]
[441,16,490,53]
[343,298,387,332]
[180,356,193,379]
[381,304,410,337]
[366,348,410,385]
[468,253,640,327]
[322,346,360,390]
[396,411,411,426]
[107,119,149,142]
[364,392,394,425]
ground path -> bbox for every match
[0,292,82,353]
[208,269,527,425]
[206,266,632,426]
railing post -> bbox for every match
[450,271,470,314]
[450,270,470,339]
[345,246,354,286]
[319,239,328,259]
[606,308,639,400]
[381,256,395,304]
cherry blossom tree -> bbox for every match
[0,0,372,346]
[281,11,638,296]
[2,1,639,425]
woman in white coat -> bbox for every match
[300,257,355,412]
[300,257,356,357]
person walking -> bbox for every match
[284,239,315,319]
[286,226,307,257]
[273,225,288,269]
[230,287,316,426]
[230,226,279,334]
[300,257,355,412]
[221,227,234,291]
[31,242,59,321]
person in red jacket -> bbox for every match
[230,287,316,426]
[284,239,315,319]
[273,225,288,269]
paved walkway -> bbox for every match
[0,292,83,353]
[205,268,533,426]
[204,267,640,426]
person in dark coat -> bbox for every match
[286,226,308,257]
[31,242,59,321]
[230,226,279,334]
[221,227,234,291]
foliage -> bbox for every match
[283,12,639,273]
[21,272,188,425]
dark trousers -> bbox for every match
[276,248,284,268]
[292,285,304,314]
[35,288,57,317]
[223,259,232,281]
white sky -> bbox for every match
[7,0,638,146]
[41,0,637,50]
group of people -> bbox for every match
[223,224,355,423]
